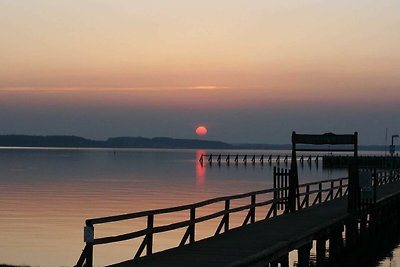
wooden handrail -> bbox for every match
[88,187,277,225]
[92,198,279,245]
[299,177,347,188]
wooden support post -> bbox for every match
[285,171,289,211]
[83,222,94,267]
[86,244,93,267]
[147,214,154,255]
[251,155,256,165]
[368,209,377,236]
[373,168,377,204]
[278,253,289,267]
[319,183,322,204]
[225,199,230,232]
[348,133,359,212]
[273,167,278,217]
[306,185,310,208]
[316,237,326,265]
[289,132,299,213]
[277,169,281,209]
[329,225,343,261]
[345,218,358,248]
[250,194,256,223]
[297,242,312,267]
[359,214,367,241]
[190,208,195,243]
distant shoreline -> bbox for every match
[0,135,386,151]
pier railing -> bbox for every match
[297,177,348,210]
[75,169,400,266]
[75,175,350,266]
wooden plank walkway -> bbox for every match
[110,181,400,267]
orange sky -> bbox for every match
[0,1,399,143]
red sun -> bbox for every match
[196,126,208,136]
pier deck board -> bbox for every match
[110,181,400,267]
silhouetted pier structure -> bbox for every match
[200,154,400,169]
[323,155,400,168]
[199,154,320,166]
[75,169,400,267]
[75,132,400,267]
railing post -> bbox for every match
[385,170,388,184]
[339,179,343,197]
[374,169,377,204]
[285,171,289,210]
[319,183,322,203]
[316,237,326,265]
[278,169,282,209]
[283,169,288,209]
[251,194,256,223]
[330,181,334,200]
[225,199,230,232]
[306,185,310,208]
[190,208,195,243]
[84,222,94,267]
[297,242,312,267]
[273,167,277,216]
[147,214,154,255]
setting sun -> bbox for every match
[196,126,208,136]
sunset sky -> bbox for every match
[0,1,399,144]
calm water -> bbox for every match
[0,148,397,266]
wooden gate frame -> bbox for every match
[290,132,358,213]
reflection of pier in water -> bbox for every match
[199,153,320,167]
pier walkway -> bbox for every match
[111,181,400,267]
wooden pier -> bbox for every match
[75,169,400,267]
[75,132,400,266]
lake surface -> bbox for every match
[0,148,397,266]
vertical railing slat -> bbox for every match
[251,194,256,223]
[225,199,230,232]
[190,208,196,243]
[147,214,154,255]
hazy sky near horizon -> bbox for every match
[0,1,399,144]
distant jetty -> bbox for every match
[323,155,400,168]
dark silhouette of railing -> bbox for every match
[75,169,400,267]
[76,176,345,265]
